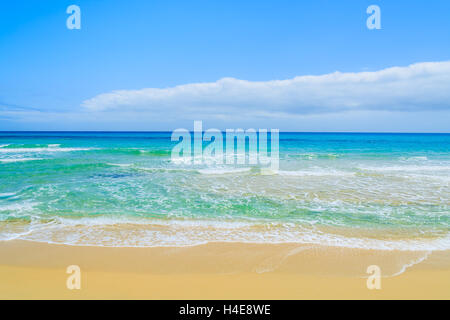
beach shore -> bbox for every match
[0,240,449,299]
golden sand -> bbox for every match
[0,240,449,299]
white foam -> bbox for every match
[134,166,197,173]
[1,217,448,251]
[278,170,353,177]
[405,156,428,161]
[107,163,134,167]
[0,193,16,197]
[198,168,252,175]
[0,202,36,212]
[0,158,43,163]
[0,147,96,153]
[360,165,450,172]
[391,251,432,276]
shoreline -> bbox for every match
[0,240,449,299]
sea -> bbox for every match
[0,132,448,250]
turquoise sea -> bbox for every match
[0,132,449,250]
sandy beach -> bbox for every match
[0,240,448,300]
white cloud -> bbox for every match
[82,61,450,120]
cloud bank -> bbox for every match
[82,61,450,120]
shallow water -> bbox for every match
[0,132,449,250]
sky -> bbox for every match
[0,0,450,132]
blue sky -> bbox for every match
[1,0,450,132]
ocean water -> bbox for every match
[0,132,449,250]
